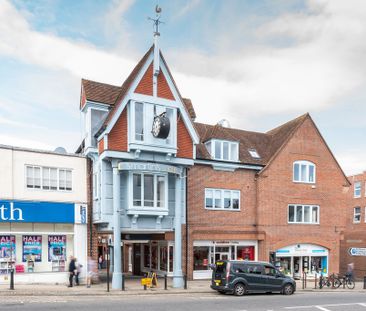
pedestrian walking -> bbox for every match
[98,254,103,270]
[68,256,76,287]
[347,262,354,281]
[86,256,97,288]
[75,258,83,286]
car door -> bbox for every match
[244,264,267,291]
[263,265,283,291]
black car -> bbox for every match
[210,260,296,296]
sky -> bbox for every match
[0,0,365,175]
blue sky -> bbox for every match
[0,0,365,175]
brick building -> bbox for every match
[340,172,366,279]
[76,34,351,284]
[188,115,351,279]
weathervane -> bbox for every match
[148,5,163,37]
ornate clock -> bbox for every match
[152,113,170,139]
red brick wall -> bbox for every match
[177,114,193,159]
[256,117,349,273]
[108,108,128,152]
[98,138,104,154]
[341,172,366,279]
[157,71,174,100]
[134,62,153,96]
[186,165,260,279]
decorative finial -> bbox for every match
[148,5,163,37]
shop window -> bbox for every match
[205,188,240,211]
[169,246,173,272]
[237,246,254,261]
[193,246,210,270]
[132,173,167,209]
[354,182,361,198]
[293,161,316,183]
[151,243,158,270]
[288,204,319,224]
[143,244,150,269]
[159,246,167,271]
[354,207,361,223]
[205,139,239,162]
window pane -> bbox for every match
[135,102,144,141]
[293,163,299,181]
[300,164,307,182]
[304,206,311,222]
[232,191,240,209]
[66,170,72,191]
[26,166,33,188]
[59,170,66,190]
[34,167,41,189]
[223,190,231,208]
[214,190,221,208]
[157,176,165,208]
[214,141,221,159]
[312,206,318,223]
[223,142,229,160]
[296,205,303,222]
[42,168,50,189]
[230,143,238,161]
[205,189,213,208]
[144,174,154,207]
[205,141,212,158]
[193,246,209,271]
[309,165,315,183]
[133,174,142,206]
[354,182,361,197]
[288,205,295,222]
[50,168,57,190]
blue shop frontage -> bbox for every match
[0,199,87,284]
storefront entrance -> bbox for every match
[276,244,328,278]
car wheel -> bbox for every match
[282,284,294,295]
[234,283,246,296]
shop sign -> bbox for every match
[348,247,366,256]
[118,162,182,175]
[0,200,75,223]
[22,235,42,262]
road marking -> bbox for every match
[285,302,366,309]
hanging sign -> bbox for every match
[0,235,16,260]
[48,235,66,261]
[22,235,42,262]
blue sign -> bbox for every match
[0,200,75,223]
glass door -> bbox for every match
[215,246,230,262]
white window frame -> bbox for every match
[204,188,241,211]
[205,139,239,162]
[25,165,73,192]
[354,181,361,198]
[354,207,361,223]
[293,160,316,184]
[288,204,320,224]
[129,172,168,211]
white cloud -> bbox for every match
[0,134,54,151]
[337,151,366,177]
[173,0,201,19]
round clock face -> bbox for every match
[152,117,161,137]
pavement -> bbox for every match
[0,277,365,296]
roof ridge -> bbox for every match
[266,113,309,135]
[82,78,121,89]
[194,122,268,136]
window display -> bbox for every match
[48,235,66,261]
[22,235,42,262]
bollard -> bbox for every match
[9,269,14,290]
[122,274,125,291]
[164,274,167,290]
[343,276,346,289]
[319,274,323,289]
[302,273,304,289]
[184,275,187,290]
[305,273,307,288]
[363,276,366,289]
[314,274,317,289]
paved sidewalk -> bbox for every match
[0,279,364,296]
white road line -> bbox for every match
[315,307,331,311]
[285,302,366,309]
[359,303,366,307]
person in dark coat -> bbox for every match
[68,256,76,287]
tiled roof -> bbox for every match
[82,79,121,106]
[182,98,196,120]
[194,113,308,166]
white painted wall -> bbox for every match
[0,146,87,203]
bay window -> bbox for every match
[131,173,167,210]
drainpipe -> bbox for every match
[185,168,189,281]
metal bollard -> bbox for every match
[164,274,167,290]
[319,274,323,289]
[9,269,14,290]
[314,274,317,289]
[184,275,187,290]
[364,276,366,289]
[302,273,305,289]
[122,275,125,291]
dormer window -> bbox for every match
[293,160,316,183]
[248,148,260,159]
[205,139,239,162]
